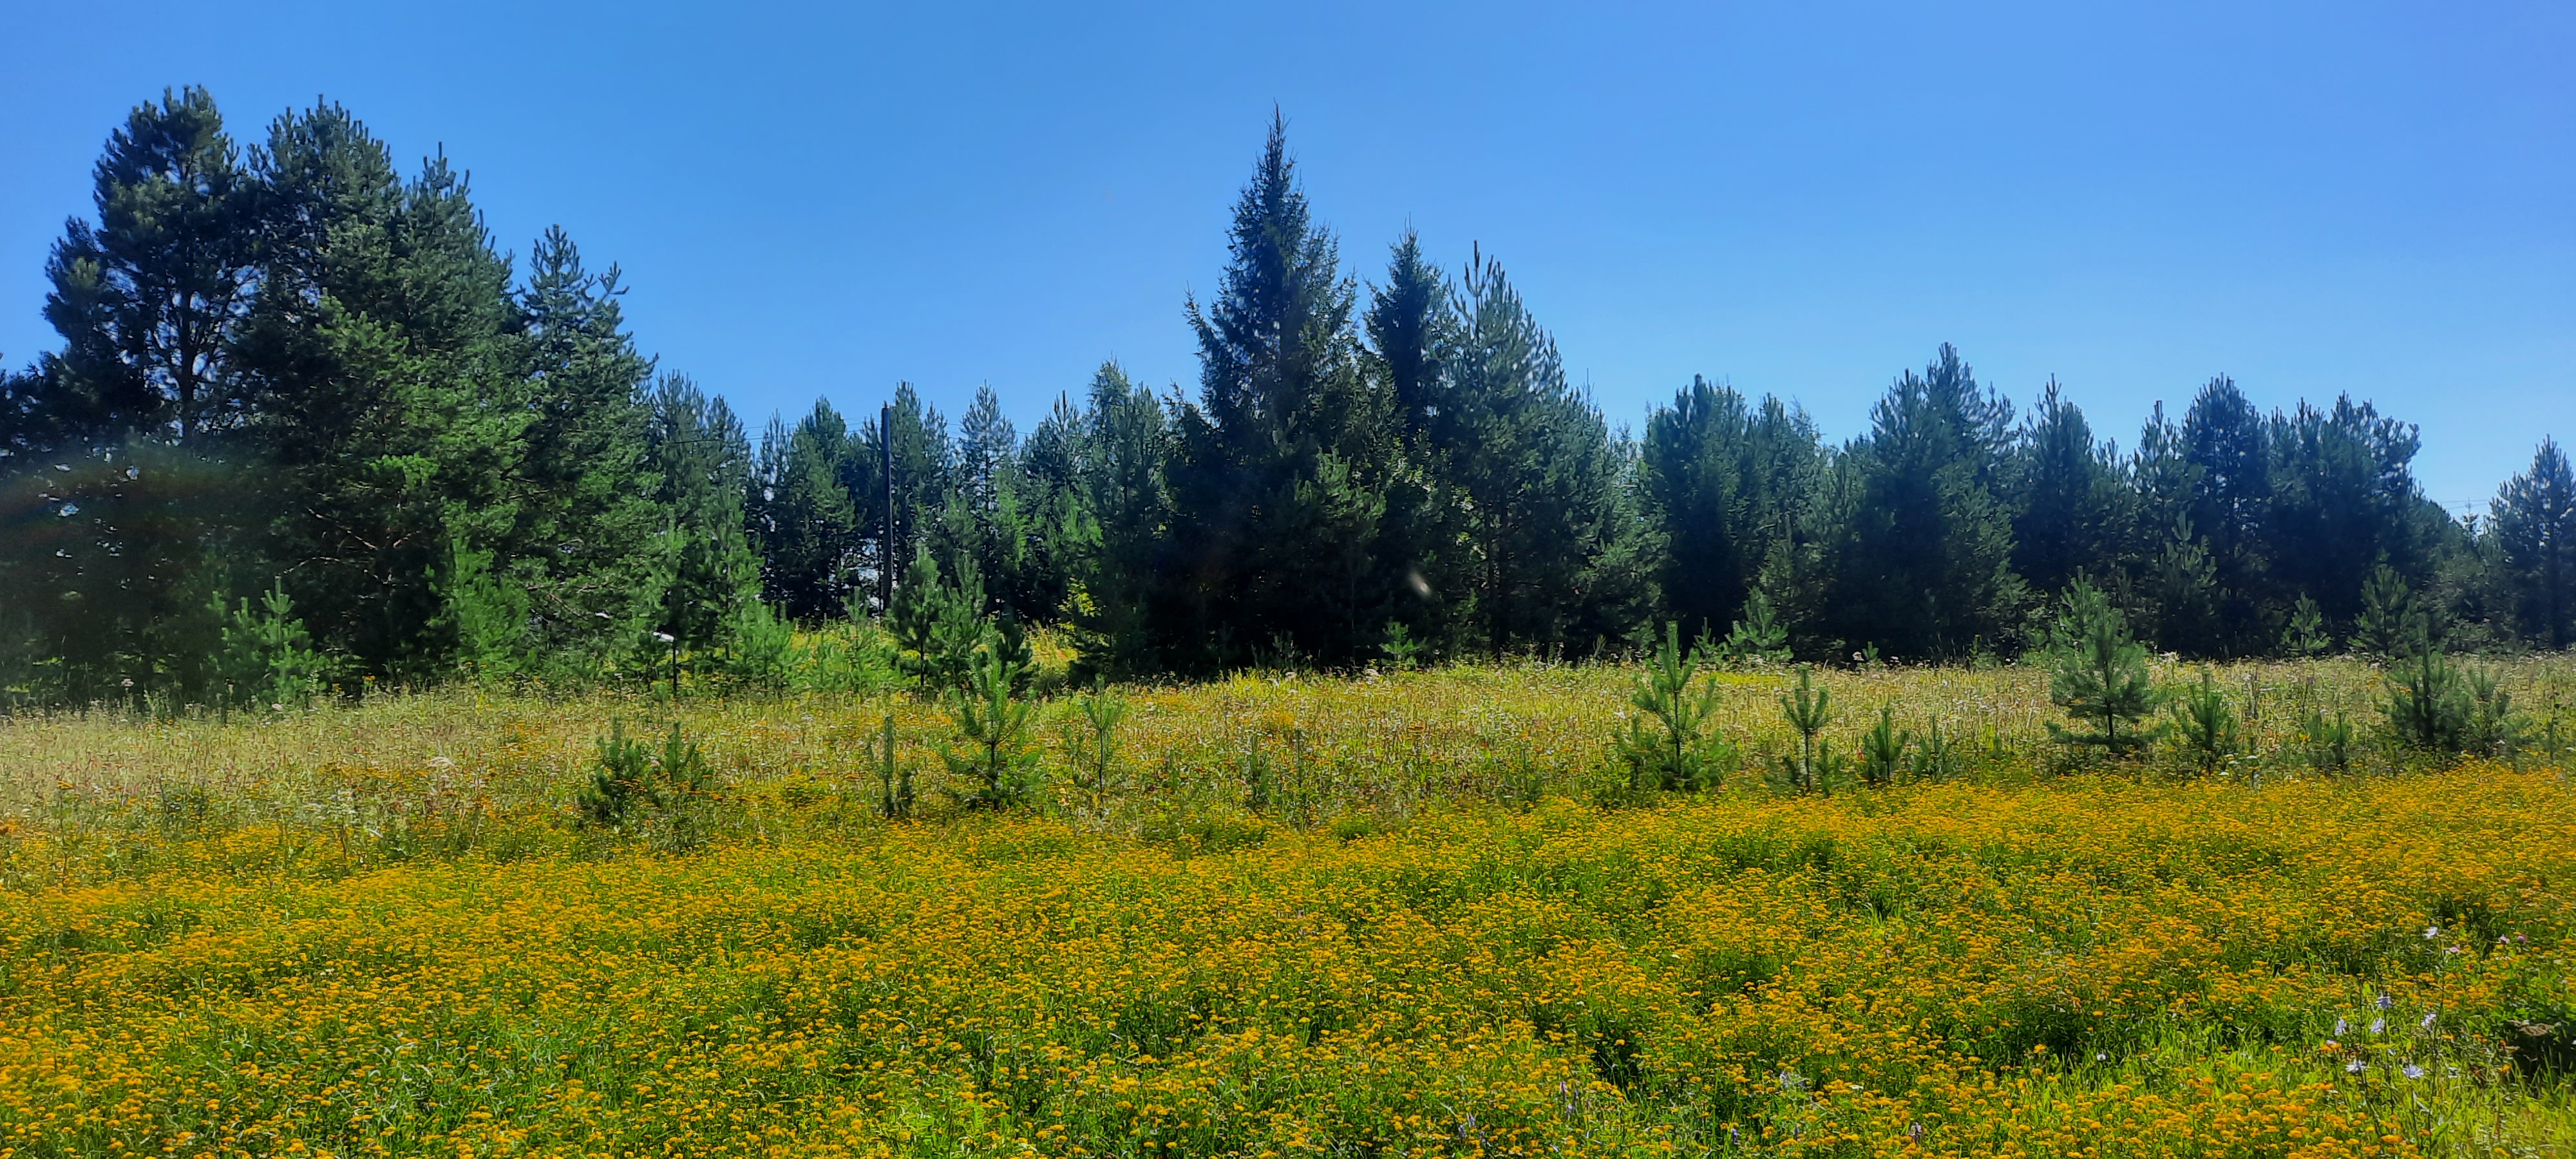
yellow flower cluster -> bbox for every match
[4,749,2571,1156]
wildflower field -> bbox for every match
[3,659,2574,1158]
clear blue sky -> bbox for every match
[3,1,2568,509]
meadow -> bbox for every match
[3,656,2573,1158]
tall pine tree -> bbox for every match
[1821,344,2023,659]
[2491,437,2576,648]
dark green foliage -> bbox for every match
[754,402,864,621]
[2490,438,2576,649]
[1640,377,1823,650]
[2179,377,2271,652]
[503,228,663,671]
[2045,579,2166,755]
[5,90,2570,699]
[1059,363,1172,677]
[232,102,526,681]
[2168,668,2239,775]
[2463,666,2529,757]
[1611,623,1727,793]
[1157,114,1394,670]
[213,580,325,710]
[648,375,762,658]
[40,86,255,446]
[2353,565,2436,660]
[1821,345,2025,660]
[1719,590,1793,664]
[891,550,1019,696]
[2009,381,2128,601]
[2266,397,2438,636]
[2280,594,2333,658]
[1365,233,1464,657]
[1437,249,1648,656]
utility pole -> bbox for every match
[882,402,896,619]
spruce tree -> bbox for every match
[1160,113,1392,668]
[1364,231,1461,654]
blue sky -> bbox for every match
[2,1,2568,509]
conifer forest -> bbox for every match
[4,88,2575,1159]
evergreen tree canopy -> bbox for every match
[2492,438,2576,648]
[1161,112,1392,668]
[1823,344,2023,659]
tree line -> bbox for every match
[4,92,2573,706]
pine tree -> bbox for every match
[1012,391,1087,630]
[1641,377,1825,650]
[2490,437,2576,648]
[2180,376,2271,652]
[2009,379,2128,600]
[2045,578,2165,755]
[1066,363,1170,675]
[39,86,256,446]
[756,401,862,621]
[1439,248,1640,655]
[10,88,258,699]
[229,100,523,680]
[950,385,1038,620]
[1821,344,2023,659]
[857,383,952,619]
[648,375,761,655]
[2267,395,2438,637]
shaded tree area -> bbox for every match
[1,91,2564,706]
